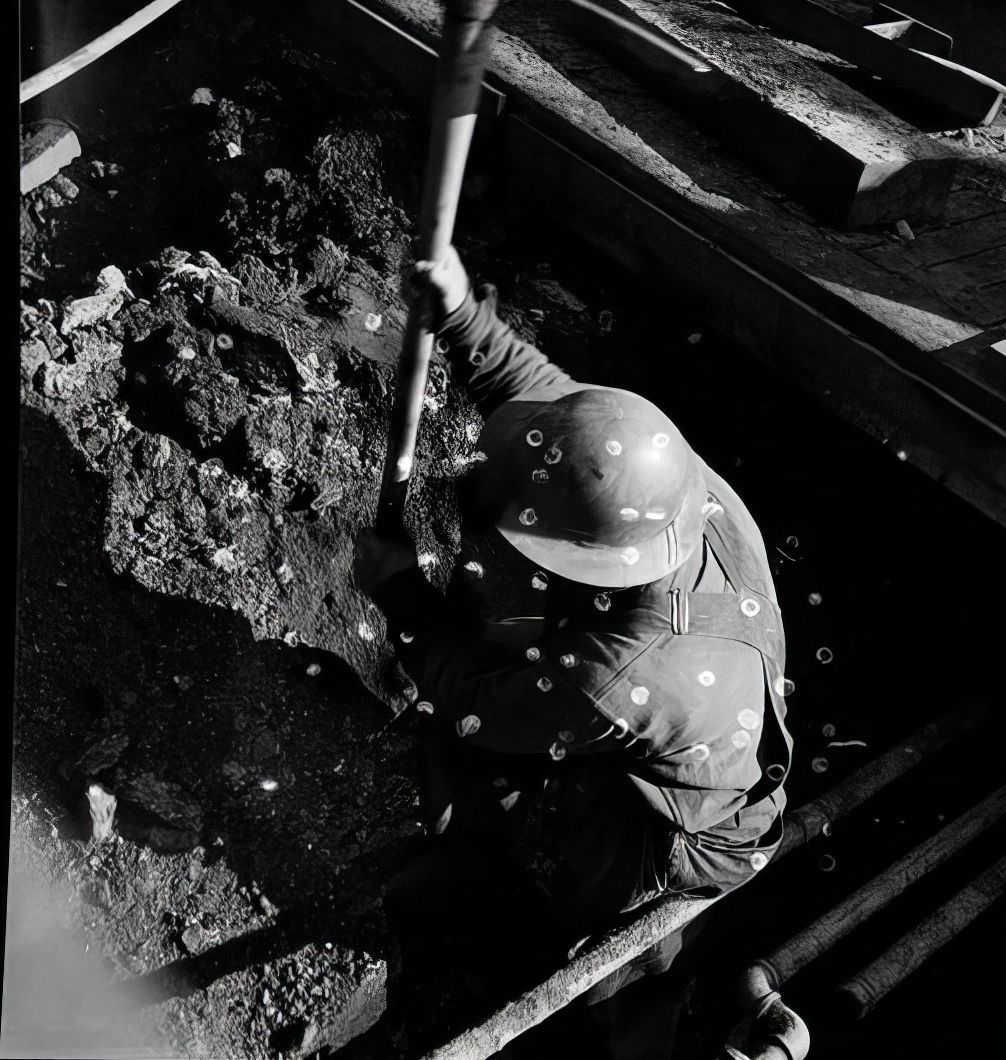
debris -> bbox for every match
[811,757,830,774]
[687,332,703,344]
[818,853,837,872]
[60,265,130,335]
[86,783,117,841]
[226,142,243,158]
[20,120,82,195]
[828,739,868,749]
[598,309,614,332]
[190,86,215,105]
[808,592,823,606]
[363,312,382,332]
[963,127,975,149]
[896,449,909,461]
[260,778,279,792]
[896,219,915,242]
[821,723,837,738]
[306,663,322,677]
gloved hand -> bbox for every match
[408,244,471,323]
[353,527,419,594]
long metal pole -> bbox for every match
[754,783,1006,990]
[778,701,988,857]
[834,852,1006,1020]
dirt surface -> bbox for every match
[15,1,1006,1058]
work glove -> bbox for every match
[408,244,471,325]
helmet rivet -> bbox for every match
[732,729,751,749]
[619,507,640,521]
[463,560,484,579]
[416,700,434,715]
[532,469,549,483]
[537,676,553,692]
[525,646,541,662]
[740,598,761,617]
[549,741,567,761]
[816,646,834,665]
[399,631,415,644]
[652,433,670,448]
[605,439,623,456]
[531,572,549,591]
[630,685,649,705]
[518,508,538,527]
[526,430,544,447]
[689,742,711,761]
[698,671,716,686]
[559,653,576,667]
[544,446,563,465]
[774,675,795,697]
[594,592,612,612]
[558,729,575,744]
[621,547,640,566]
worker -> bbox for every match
[354,247,794,1057]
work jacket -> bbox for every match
[372,285,793,924]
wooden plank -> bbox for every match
[571,0,959,229]
[927,326,1006,429]
[728,0,1003,127]
[20,121,81,194]
[861,214,1006,269]
[868,5,953,58]
[503,116,1006,526]
[323,0,504,118]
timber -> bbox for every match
[568,0,961,228]
[728,0,1003,127]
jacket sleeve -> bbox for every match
[436,284,579,416]
[369,569,630,756]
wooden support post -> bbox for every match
[566,0,961,228]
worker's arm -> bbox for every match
[412,247,578,416]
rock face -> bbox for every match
[21,251,481,711]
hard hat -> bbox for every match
[466,387,708,588]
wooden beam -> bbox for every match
[728,0,1002,126]
[503,116,1006,526]
[866,4,952,59]
[321,0,505,118]
[20,121,81,195]
[566,0,959,228]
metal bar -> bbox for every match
[834,853,1006,1020]
[758,783,1006,987]
[420,894,715,1059]
[777,702,989,858]
[20,0,187,104]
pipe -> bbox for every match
[758,783,1006,989]
[722,981,810,1060]
[420,894,716,1059]
[777,701,988,858]
[20,0,186,104]
[834,852,1006,1020]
